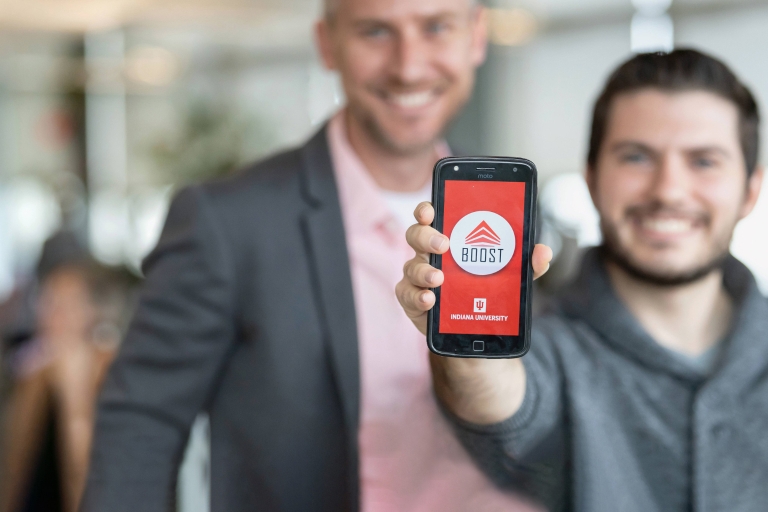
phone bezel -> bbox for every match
[427,156,537,359]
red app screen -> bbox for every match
[438,180,526,336]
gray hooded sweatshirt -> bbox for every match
[448,249,768,512]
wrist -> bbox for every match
[431,354,525,425]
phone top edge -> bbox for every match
[435,156,537,171]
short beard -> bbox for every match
[600,220,729,287]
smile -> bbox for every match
[384,90,438,109]
[640,217,696,235]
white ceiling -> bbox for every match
[0,0,764,42]
[504,0,768,26]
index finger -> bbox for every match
[405,223,449,258]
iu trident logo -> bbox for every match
[449,211,515,276]
[474,298,487,313]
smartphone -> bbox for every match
[427,156,537,358]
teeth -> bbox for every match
[389,91,434,108]
[641,218,693,234]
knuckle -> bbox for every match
[396,281,416,309]
[416,226,432,245]
[404,261,418,281]
[395,280,408,304]
[405,224,418,242]
[407,289,421,309]
[412,263,428,284]
[400,291,413,310]
[417,225,430,243]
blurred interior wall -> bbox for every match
[453,2,768,182]
[5,2,768,288]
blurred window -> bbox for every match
[0,178,62,300]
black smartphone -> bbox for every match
[427,156,537,358]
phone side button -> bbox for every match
[472,340,485,352]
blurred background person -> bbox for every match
[80,0,546,510]
[1,0,768,511]
[1,233,138,512]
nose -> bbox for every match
[392,26,429,85]
[649,153,691,204]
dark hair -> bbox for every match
[588,48,760,175]
[36,230,89,281]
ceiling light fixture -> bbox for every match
[630,0,674,53]
[488,8,538,47]
[125,46,180,87]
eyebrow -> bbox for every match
[609,141,733,159]
[608,141,657,155]
[687,146,733,159]
[351,11,460,27]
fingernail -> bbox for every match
[426,271,437,285]
[420,292,430,303]
[430,235,447,252]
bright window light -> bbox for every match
[731,177,768,295]
[631,13,674,53]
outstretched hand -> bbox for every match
[396,201,553,335]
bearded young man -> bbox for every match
[397,49,767,511]
[81,0,541,511]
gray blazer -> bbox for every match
[82,127,361,512]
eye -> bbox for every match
[425,20,449,35]
[692,156,717,169]
[621,152,649,164]
[362,25,391,39]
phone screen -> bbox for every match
[427,157,536,358]
[438,180,526,336]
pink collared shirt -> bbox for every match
[328,112,537,512]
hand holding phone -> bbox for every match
[398,202,552,335]
[396,193,552,422]
[428,157,538,358]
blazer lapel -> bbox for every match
[298,126,360,507]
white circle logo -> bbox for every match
[449,211,515,276]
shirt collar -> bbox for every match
[327,111,393,236]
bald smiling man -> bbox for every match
[81,0,539,511]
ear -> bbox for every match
[315,19,337,71]
[739,165,764,220]
[470,6,488,67]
